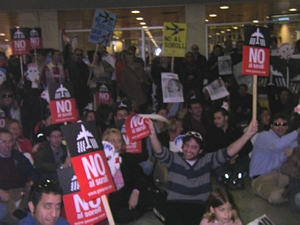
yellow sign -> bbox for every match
[162,22,187,57]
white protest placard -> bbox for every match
[218,55,232,75]
[161,73,184,103]
[203,79,229,101]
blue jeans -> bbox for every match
[289,176,300,211]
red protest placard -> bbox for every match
[29,28,43,49]
[50,98,77,124]
[125,114,150,143]
[10,28,30,55]
[63,193,106,225]
[0,118,8,128]
[122,134,142,154]
[242,45,270,77]
[57,167,107,225]
[94,91,112,106]
[71,151,116,201]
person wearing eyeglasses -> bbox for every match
[19,179,69,225]
[147,118,257,225]
[250,113,300,204]
[0,129,38,221]
[34,125,70,182]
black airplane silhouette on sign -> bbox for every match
[98,11,114,23]
[98,33,111,46]
[165,23,185,35]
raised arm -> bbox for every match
[227,119,258,157]
[147,119,163,154]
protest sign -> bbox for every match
[121,124,142,154]
[89,9,116,46]
[49,82,77,124]
[125,114,150,143]
[61,121,115,201]
[242,26,270,77]
[218,55,232,75]
[161,73,184,103]
[162,22,187,57]
[58,167,107,225]
[10,28,30,55]
[29,28,43,49]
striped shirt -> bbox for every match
[155,147,230,204]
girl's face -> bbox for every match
[261,110,270,126]
[107,133,122,153]
[210,202,233,224]
[158,109,167,118]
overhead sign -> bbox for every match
[29,28,43,49]
[10,28,30,55]
[89,8,116,46]
[162,22,187,57]
[61,121,116,201]
[242,26,270,77]
[58,167,107,225]
[49,82,77,124]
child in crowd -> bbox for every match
[200,188,242,225]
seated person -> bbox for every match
[34,125,70,182]
[6,119,34,164]
[148,119,257,225]
[0,129,38,218]
[281,132,300,211]
[19,179,69,225]
[103,128,166,224]
[250,113,299,204]
[205,107,253,189]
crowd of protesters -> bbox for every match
[0,38,300,224]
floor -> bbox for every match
[113,176,300,225]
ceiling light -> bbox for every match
[253,20,259,23]
[131,10,140,14]
[4,39,9,42]
[220,6,229,10]
[205,19,209,22]
[216,33,220,35]
[140,22,146,25]
[233,26,238,29]
[289,8,297,12]
[136,17,143,20]
[209,14,217,18]
[220,31,225,33]
[0,33,5,36]
[142,26,148,29]
[15,26,20,29]
[226,29,231,31]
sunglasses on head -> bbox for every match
[185,131,203,140]
[273,122,288,127]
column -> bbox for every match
[185,5,207,57]
[18,11,60,50]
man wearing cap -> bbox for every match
[148,119,257,225]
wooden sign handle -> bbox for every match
[252,75,257,121]
[101,195,115,225]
